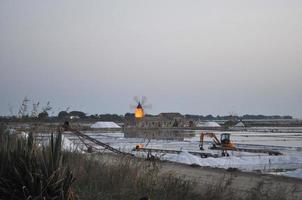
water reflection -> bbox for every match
[124,129,195,141]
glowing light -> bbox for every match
[134,102,144,118]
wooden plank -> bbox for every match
[133,147,218,158]
[210,146,282,156]
[69,129,132,156]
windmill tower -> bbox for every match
[135,102,144,118]
[131,96,151,119]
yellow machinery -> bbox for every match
[199,132,235,156]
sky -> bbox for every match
[0,0,301,117]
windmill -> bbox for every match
[130,96,152,119]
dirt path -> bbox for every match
[159,160,302,199]
[100,153,302,199]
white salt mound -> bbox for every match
[234,121,245,127]
[197,121,221,127]
[90,121,121,129]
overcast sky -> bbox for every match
[0,0,301,117]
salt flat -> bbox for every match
[34,128,302,178]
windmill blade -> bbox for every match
[133,96,139,103]
[141,96,147,105]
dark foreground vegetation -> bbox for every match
[0,125,298,200]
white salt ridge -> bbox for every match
[281,168,302,178]
[90,121,121,129]
[163,152,302,171]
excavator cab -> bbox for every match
[220,133,230,144]
[220,133,234,148]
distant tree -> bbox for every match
[205,115,214,120]
[125,113,135,118]
[98,114,123,122]
[69,111,86,118]
[58,111,69,119]
[89,114,99,119]
[38,111,48,119]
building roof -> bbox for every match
[158,112,183,119]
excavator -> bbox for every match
[199,132,282,156]
[199,132,235,156]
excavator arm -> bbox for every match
[199,132,221,150]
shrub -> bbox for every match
[0,131,75,200]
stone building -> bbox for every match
[124,112,184,128]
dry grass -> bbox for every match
[69,153,201,200]
[244,180,297,200]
